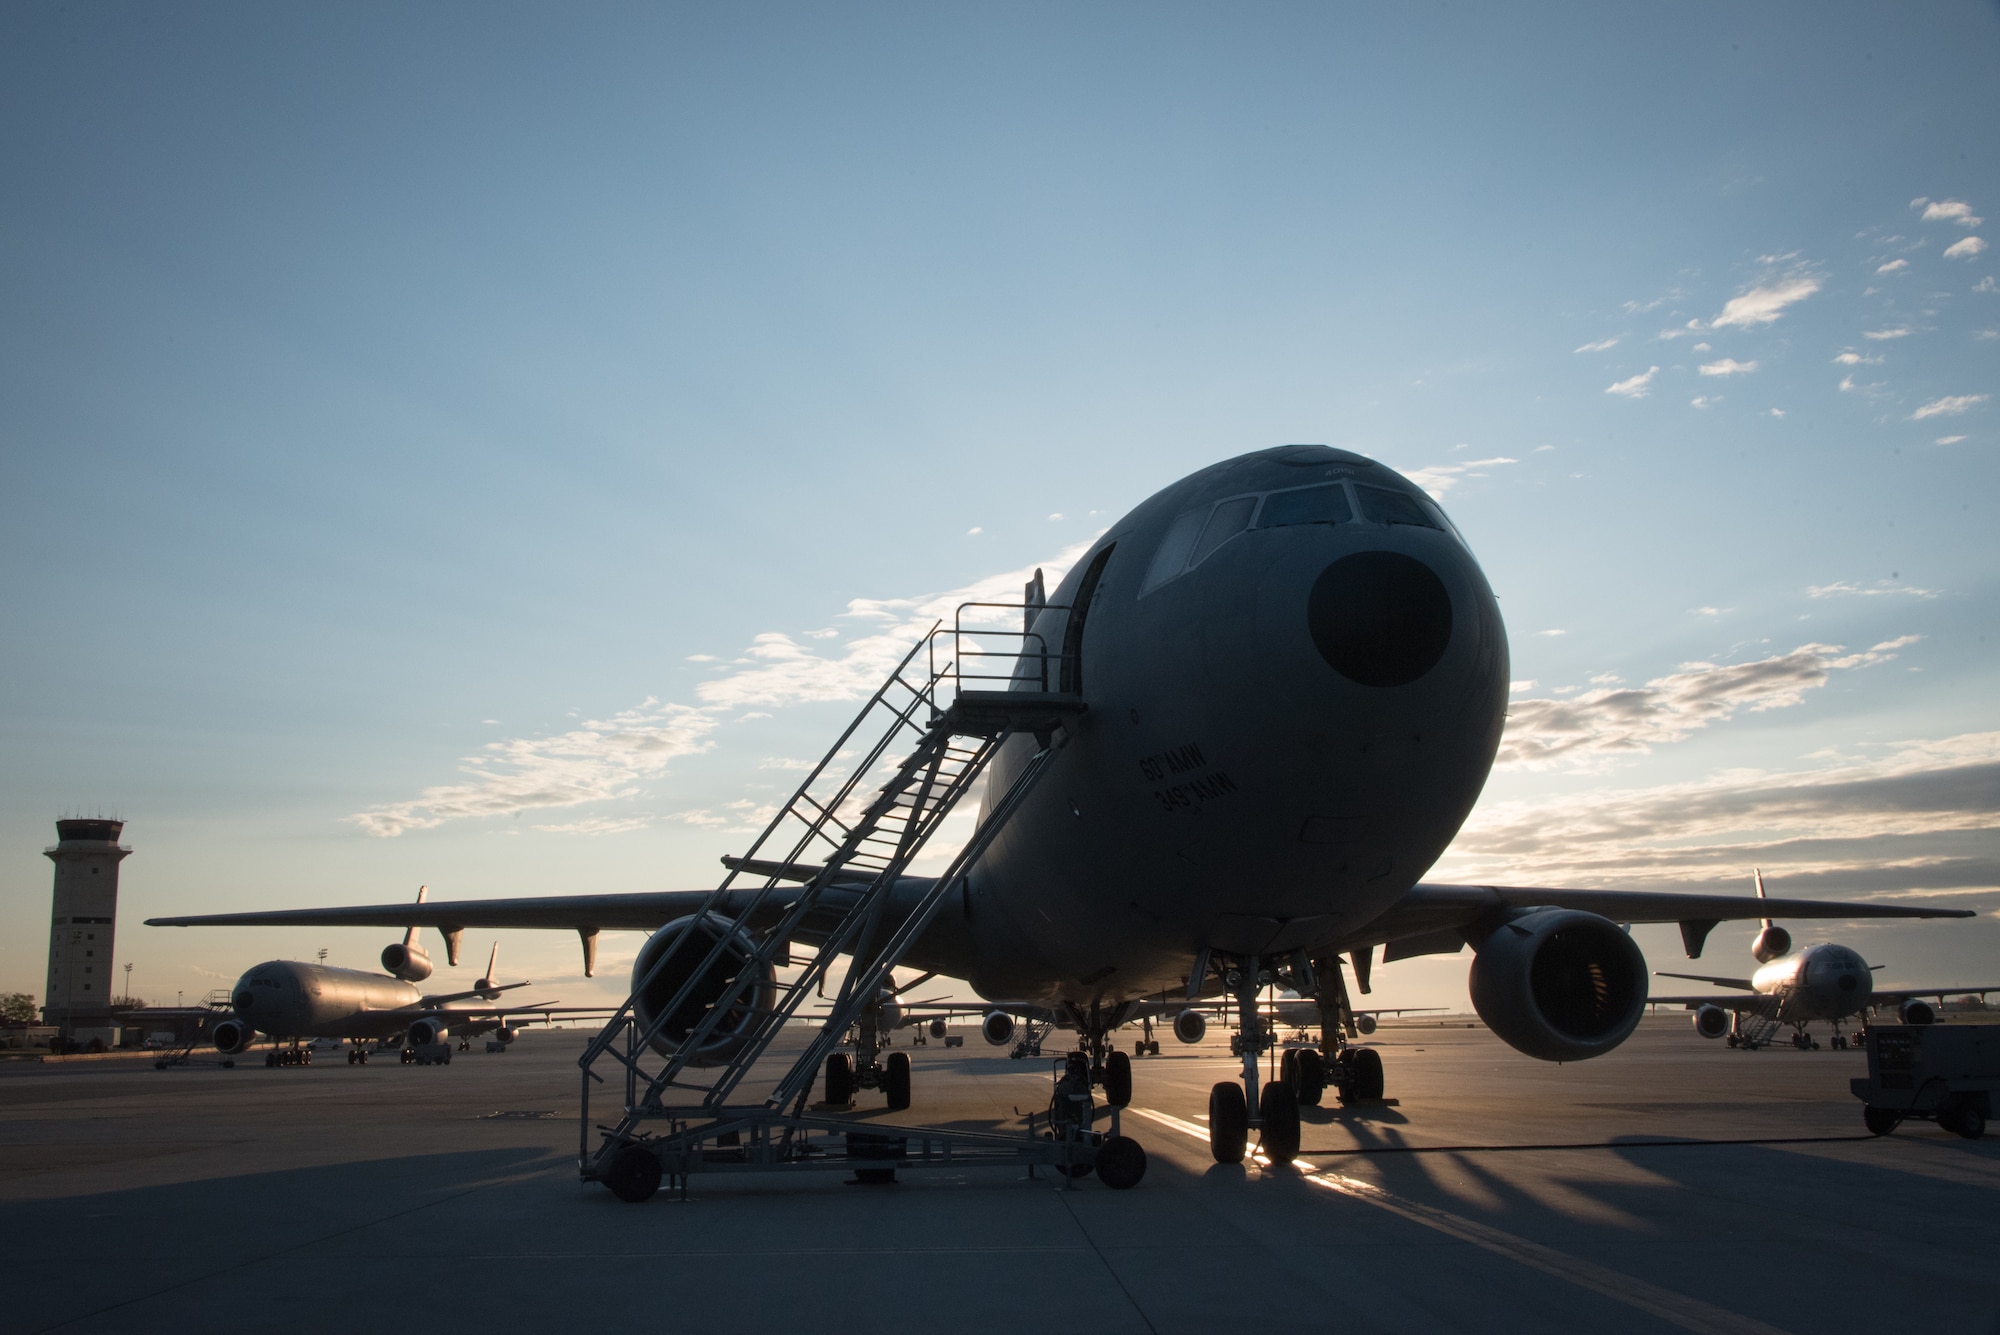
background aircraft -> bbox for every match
[1649,872,2000,1050]
[152,447,1975,1165]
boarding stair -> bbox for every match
[1732,1010,1781,1050]
[576,597,1104,1196]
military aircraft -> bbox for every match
[151,445,1975,1164]
[206,889,600,1066]
[1650,874,2000,1051]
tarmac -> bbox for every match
[2,1014,1996,1335]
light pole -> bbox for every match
[123,962,133,1007]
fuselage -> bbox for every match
[232,959,430,1039]
[1751,944,1874,1021]
[915,445,1511,1007]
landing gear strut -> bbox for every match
[1205,952,1302,1164]
[818,997,915,1109]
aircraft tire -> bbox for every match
[1280,1048,1299,1088]
[1341,1047,1384,1103]
[1095,1135,1147,1189]
[885,1051,911,1110]
[824,1053,853,1106]
[1942,1101,1985,1140]
[1103,1051,1132,1107]
[604,1144,662,1203]
[1148,1040,1160,1056]
[1293,1048,1327,1107]
[1862,1105,1901,1136]
[1258,1082,1301,1164]
[1207,1082,1248,1163]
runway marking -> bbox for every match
[1131,1107,1793,1335]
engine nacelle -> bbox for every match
[381,940,434,983]
[630,913,776,1067]
[494,1027,519,1044]
[1751,925,1792,964]
[928,1018,947,1039]
[1355,1013,1378,1036]
[1693,1004,1732,1039]
[211,1016,256,1056]
[406,1015,449,1046]
[1900,998,1936,1026]
[1171,1008,1206,1045]
[1468,909,1648,1062]
[981,1011,1016,1046]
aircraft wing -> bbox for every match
[1654,971,1757,990]
[1647,994,1777,1012]
[1870,985,2000,1003]
[1365,883,1972,961]
[146,889,769,933]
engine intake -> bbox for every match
[1171,1009,1206,1045]
[406,1015,449,1046]
[211,1016,255,1056]
[1900,998,1936,1025]
[1355,1013,1378,1036]
[1468,909,1647,1062]
[981,1011,1016,1046]
[1751,925,1791,963]
[381,941,434,983]
[630,914,776,1067]
[1693,1004,1731,1039]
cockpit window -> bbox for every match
[1139,508,1208,596]
[1355,484,1438,530]
[1190,496,1256,565]
[1258,484,1352,529]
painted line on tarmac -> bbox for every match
[1131,1107,1793,1335]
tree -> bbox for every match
[1,993,36,1024]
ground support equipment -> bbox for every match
[1853,1023,1998,1139]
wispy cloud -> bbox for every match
[1935,435,1968,446]
[530,814,654,836]
[1808,580,1939,600]
[1497,639,1918,770]
[1402,456,1517,498]
[1606,367,1660,398]
[1910,394,1990,420]
[1705,268,1823,331]
[1976,277,1998,295]
[1437,731,2000,902]
[1944,236,1988,261]
[1698,358,1759,377]
[350,701,719,837]
[1574,337,1620,353]
[1915,198,1984,228]
[1863,327,1911,340]
[1876,259,1909,274]
[1690,396,1718,409]
[1833,351,1884,365]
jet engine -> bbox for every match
[406,1015,449,1046]
[1171,1008,1206,1045]
[1355,1014,1378,1036]
[629,913,776,1066]
[494,1027,520,1044]
[381,940,434,983]
[981,1011,1016,1046]
[211,1016,255,1056]
[1468,909,1648,1062]
[929,1018,947,1039]
[1693,1004,1732,1039]
[1751,925,1792,963]
[1899,998,1936,1025]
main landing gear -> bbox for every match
[820,998,914,1111]
[1205,949,1390,1165]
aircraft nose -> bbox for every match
[1306,551,1453,687]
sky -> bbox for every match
[2,3,1996,1017]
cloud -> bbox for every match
[1833,351,1883,366]
[1048,513,1064,521]
[350,701,719,837]
[1605,367,1660,398]
[530,815,653,835]
[966,526,983,535]
[1935,435,1968,446]
[1917,199,1984,228]
[1434,731,2000,901]
[1538,629,1567,638]
[1699,358,1759,377]
[1976,277,1998,294]
[1765,408,1786,418]
[1497,639,1918,770]
[1690,396,1718,409]
[1910,394,1990,420]
[1808,580,1939,600]
[1864,327,1911,340]
[1876,259,1910,274]
[1402,456,1517,498]
[1944,236,1988,260]
[1707,269,1823,330]
[1574,337,1620,353]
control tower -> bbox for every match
[43,819,131,1033]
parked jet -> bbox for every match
[1651,874,2000,1050]
[151,445,1975,1163]
[208,890,599,1065]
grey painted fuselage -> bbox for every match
[232,959,442,1040]
[915,445,1509,1006]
